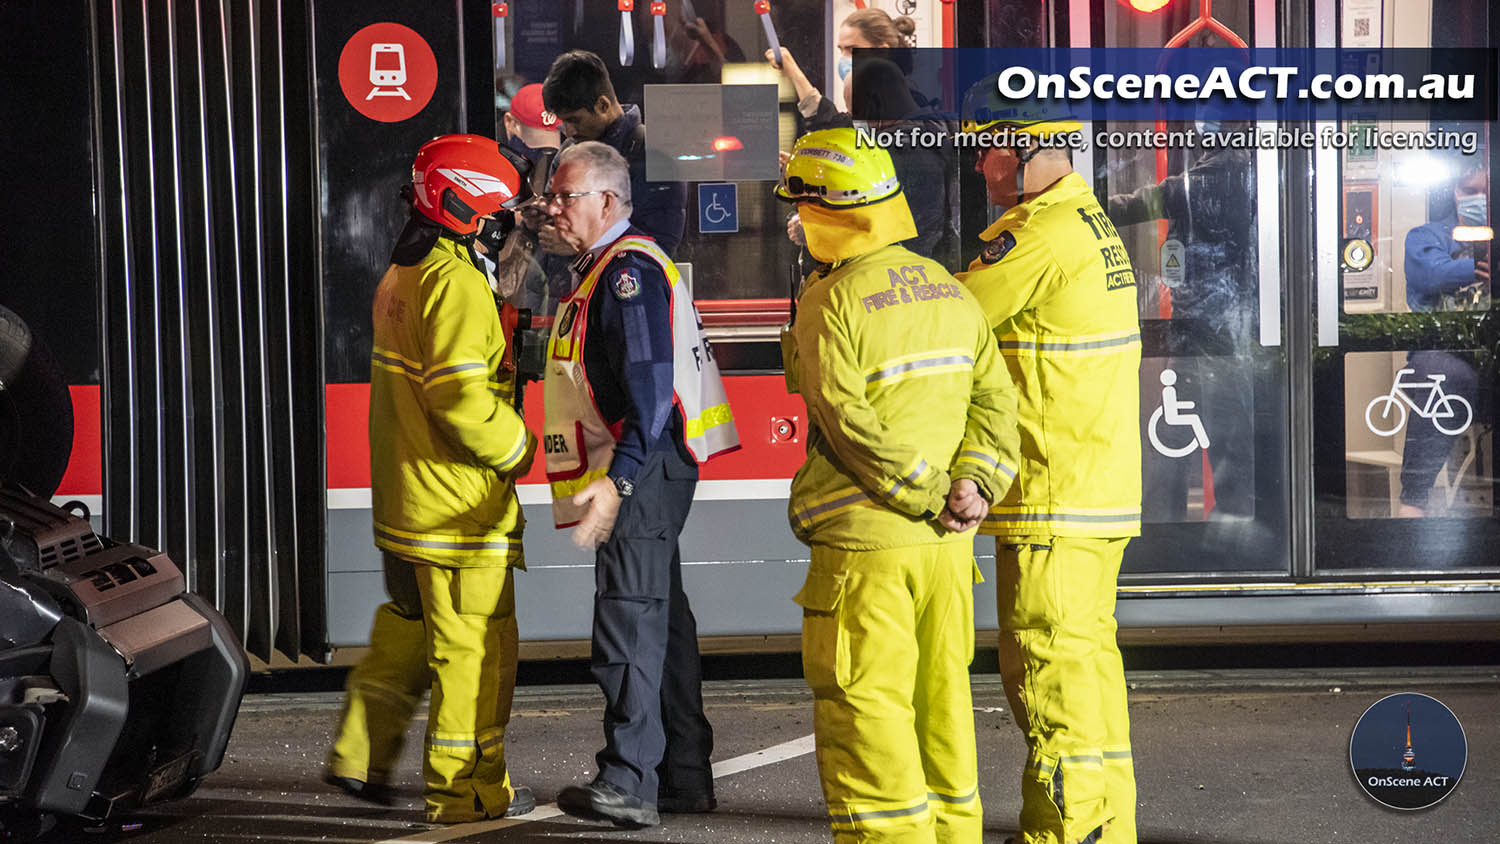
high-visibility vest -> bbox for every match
[543,235,739,527]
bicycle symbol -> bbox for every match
[1147,368,1211,458]
[704,195,729,224]
[1364,368,1473,437]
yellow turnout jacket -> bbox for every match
[369,236,536,567]
[785,243,1021,550]
[957,172,1142,538]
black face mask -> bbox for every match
[474,211,516,254]
[506,136,541,162]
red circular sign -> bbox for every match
[338,23,437,123]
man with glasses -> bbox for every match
[537,51,686,298]
[541,142,738,829]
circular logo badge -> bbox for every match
[1350,692,1466,810]
[338,23,438,123]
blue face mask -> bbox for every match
[1195,119,1221,135]
[836,56,852,80]
[1456,193,1487,224]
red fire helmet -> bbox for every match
[410,134,528,235]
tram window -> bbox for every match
[1334,0,1495,526]
[1098,0,1267,528]
[498,0,824,305]
[1344,350,1492,519]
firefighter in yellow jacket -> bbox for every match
[326,135,538,823]
[956,91,1142,844]
[778,129,1021,844]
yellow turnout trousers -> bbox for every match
[329,553,521,822]
[796,542,983,844]
[995,537,1135,844]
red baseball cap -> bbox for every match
[509,83,557,131]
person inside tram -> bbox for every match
[669,2,746,85]
[1396,158,1489,517]
[956,87,1141,844]
[540,142,738,829]
[540,50,687,257]
[326,135,538,824]
[488,83,561,309]
[1106,108,1257,523]
[777,127,1019,844]
[775,56,959,269]
[503,82,560,166]
[763,8,917,134]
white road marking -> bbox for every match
[374,732,817,843]
[712,732,817,779]
[375,805,566,843]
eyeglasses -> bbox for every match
[539,190,612,207]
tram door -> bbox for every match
[1056,0,1294,578]
[1313,0,1499,572]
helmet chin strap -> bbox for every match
[1014,143,1042,204]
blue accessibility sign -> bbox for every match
[698,183,738,234]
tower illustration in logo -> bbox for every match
[1400,706,1416,772]
[1350,692,1465,810]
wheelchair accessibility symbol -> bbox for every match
[1148,368,1211,458]
[698,183,738,234]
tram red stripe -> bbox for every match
[57,377,807,497]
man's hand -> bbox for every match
[1475,258,1490,283]
[786,213,805,247]
[570,477,622,549]
[937,478,988,532]
[538,223,576,257]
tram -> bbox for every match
[2,0,1495,665]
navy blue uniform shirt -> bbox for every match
[583,231,684,482]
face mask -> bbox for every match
[1456,193,1486,224]
[1196,119,1221,135]
[507,136,538,161]
[836,56,852,80]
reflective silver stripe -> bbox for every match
[425,361,489,382]
[986,511,1141,524]
[1031,759,1057,776]
[835,800,930,823]
[477,733,505,751]
[496,432,529,471]
[885,459,929,498]
[959,450,998,469]
[927,787,979,805]
[374,527,515,552]
[1103,750,1134,760]
[427,736,477,748]
[866,354,973,383]
[997,462,1017,480]
[1000,333,1141,353]
[794,489,870,524]
[1061,754,1104,766]
[372,351,422,378]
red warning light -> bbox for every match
[1126,0,1171,11]
[712,136,743,152]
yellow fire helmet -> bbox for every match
[959,73,1082,138]
[774,128,902,209]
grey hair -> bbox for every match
[555,141,632,207]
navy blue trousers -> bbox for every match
[591,448,714,801]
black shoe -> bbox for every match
[557,779,660,828]
[657,789,717,814]
[323,772,396,806]
[505,785,536,817]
